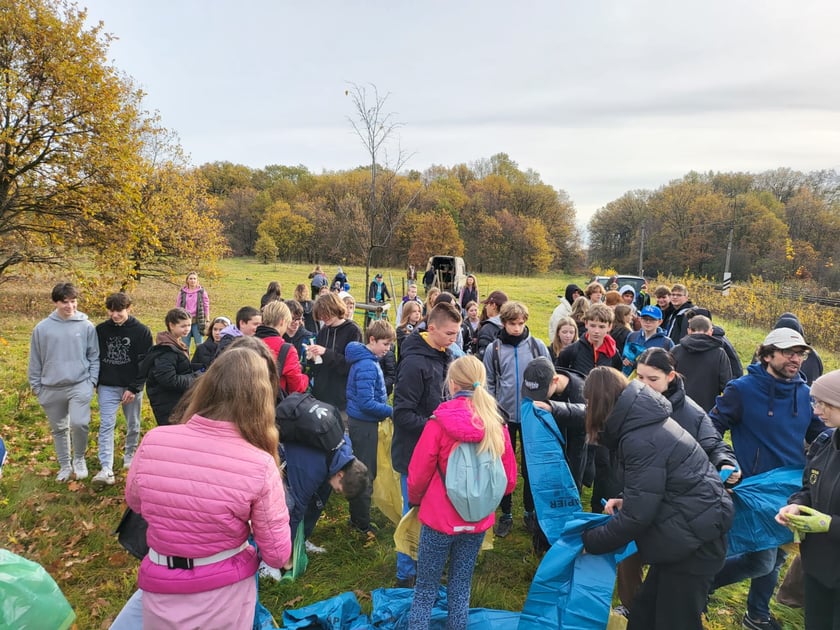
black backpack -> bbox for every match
[275,393,345,453]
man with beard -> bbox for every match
[709,328,826,630]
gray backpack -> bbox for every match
[438,439,507,522]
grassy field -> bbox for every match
[0,259,817,629]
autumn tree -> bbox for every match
[0,0,146,281]
[406,211,464,265]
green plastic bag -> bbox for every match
[0,549,76,629]
[280,522,309,582]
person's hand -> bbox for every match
[775,504,801,526]
[534,401,551,411]
[121,390,136,404]
[603,498,623,515]
[307,344,326,358]
[622,358,632,367]
[721,465,741,486]
[786,505,832,533]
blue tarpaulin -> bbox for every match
[727,466,801,556]
[519,513,636,630]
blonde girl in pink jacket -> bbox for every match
[407,355,517,629]
[123,344,291,629]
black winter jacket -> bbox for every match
[789,429,840,588]
[557,335,622,375]
[190,338,218,372]
[665,376,738,472]
[141,341,197,425]
[671,333,733,412]
[475,318,502,361]
[310,319,362,410]
[546,367,588,489]
[582,381,734,564]
[391,332,451,474]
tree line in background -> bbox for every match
[587,168,840,289]
[202,152,583,276]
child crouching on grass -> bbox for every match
[406,356,517,629]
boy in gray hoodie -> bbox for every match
[28,283,99,482]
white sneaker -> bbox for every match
[258,561,282,581]
[123,454,133,470]
[72,457,88,480]
[56,465,73,482]
[305,539,326,554]
[91,468,115,489]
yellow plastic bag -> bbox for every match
[607,611,628,630]
[394,507,421,560]
[372,418,404,525]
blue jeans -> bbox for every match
[712,547,787,618]
[97,385,143,471]
[396,474,416,581]
[182,323,203,352]
[408,525,484,630]
[110,589,143,629]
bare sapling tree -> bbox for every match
[345,83,419,296]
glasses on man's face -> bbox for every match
[811,397,835,411]
[780,348,810,360]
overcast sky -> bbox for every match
[82,1,840,228]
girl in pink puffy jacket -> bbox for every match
[407,355,516,629]
[122,344,291,630]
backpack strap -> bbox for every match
[528,336,540,360]
[492,339,502,382]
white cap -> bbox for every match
[762,328,812,351]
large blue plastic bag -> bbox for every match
[520,400,581,544]
[0,549,76,630]
[519,513,635,630]
[727,466,801,556]
[282,591,371,629]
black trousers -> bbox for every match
[347,417,378,530]
[628,561,716,630]
[804,572,840,630]
[499,422,533,515]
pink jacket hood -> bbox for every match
[126,414,291,594]
[407,395,517,534]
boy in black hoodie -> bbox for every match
[94,293,152,486]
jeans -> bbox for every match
[712,547,787,618]
[97,385,143,471]
[38,381,94,466]
[347,418,377,530]
[396,474,416,580]
[110,589,143,629]
[499,422,532,515]
[182,323,203,352]
[408,525,484,630]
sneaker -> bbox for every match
[305,539,326,554]
[742,613,782,630]
[350,519,378,539]
[123,454,134,470]
[56,465,73,482]
[72,457,88,480]
[494,515,513,538]
[523,511,537,533]
[91,468,115,490]
[258,560,282,581]
[395,576,415,588]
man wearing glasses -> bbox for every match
[709,328,826,630]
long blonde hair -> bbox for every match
[447,356,505,458]
[180,346,279,464]
[551,316,579,356]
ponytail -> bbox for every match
[446,356,505,459]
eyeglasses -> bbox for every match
[811,397,835,411]
[779,348,810,360]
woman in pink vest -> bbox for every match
[124,345,291,629]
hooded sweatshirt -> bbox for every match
[548,283,582,341]
[96,315,153,392]
[310,318,362,410]
[710,363,826,477]
[408,394,517,534]
[671,333,732,412]
[29,310,99,394]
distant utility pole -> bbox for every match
[722,196,736,296]
[638,224,645,277]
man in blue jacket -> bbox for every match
[710,328,825,630]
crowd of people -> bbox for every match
[21,268,840,630]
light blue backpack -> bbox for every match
[439,440,507,522]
